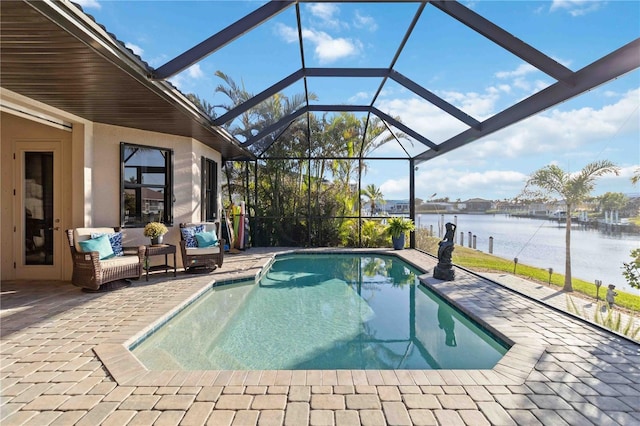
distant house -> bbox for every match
[463,198,493,213]
[527,202,550,216]
[421,202,456,213]
[383,200,410,214]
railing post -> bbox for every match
[488,236,493,253]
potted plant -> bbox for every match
[144,222,168,245]
[385,217,415,250]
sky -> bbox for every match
[78,0,639,202]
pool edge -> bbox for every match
[94,249,545,388]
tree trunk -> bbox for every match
[564,208,573,292]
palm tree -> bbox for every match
[524,160,620,291]
[186,93,216,119]
[632,167,640,185]
[362,184,384,215]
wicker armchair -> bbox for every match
[179,222,225,273]
[66,227,145,291]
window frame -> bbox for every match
[120,142,174,228]
[201,156,218,222]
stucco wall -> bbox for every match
[1,114,224,280]
[92,123,222,255]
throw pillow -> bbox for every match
[78,234,115,260]
[181,225,205,248]
[91,232,124,257]
[195,230,218,247]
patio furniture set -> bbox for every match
[65,222,224,291]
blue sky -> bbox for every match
[80,0,639,202]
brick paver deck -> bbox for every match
[2,248,638,425]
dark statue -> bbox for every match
[433,222,456,281]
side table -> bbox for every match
[144,244,177,281]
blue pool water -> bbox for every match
[133,254,509,370]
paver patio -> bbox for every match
[1,248,639,425]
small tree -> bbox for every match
[622,248,640,290]
[598,192,628,213]
[523,160,619,292]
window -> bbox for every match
[201,157,218,221]
[121,143,173,227]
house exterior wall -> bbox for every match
[1,91,223,281]
[92,123,222,250]
[1,112,73,280]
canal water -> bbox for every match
[417,213,639,294]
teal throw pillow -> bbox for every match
[78,234,115,260]
[195,230,218,248]
[91,232,123,257]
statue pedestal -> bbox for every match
[433,265,455,281]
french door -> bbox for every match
[13,141,63,280]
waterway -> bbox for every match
[416,213,639,294]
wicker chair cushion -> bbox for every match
[180,225,205,248]
[74,227,118,251]
[100,255,141,268]
[185,246,221,255]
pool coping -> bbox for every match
[93,249,546,388]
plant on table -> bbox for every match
[143,222,168,243]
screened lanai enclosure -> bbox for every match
[4,1,638,249]
[152,1,638,247]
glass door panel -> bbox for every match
[14,141,62,280]
[24,152,54,265]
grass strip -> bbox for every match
[416,232,640,312]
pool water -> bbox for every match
[133,254,509,370]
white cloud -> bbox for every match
[381,168,528,200]
[373,98,464,155]
[168,75,184,91]
[348,92,371,103]
[439,89,499,119]
[275,23,298,43]
[372,87,639,200]
[275,24,361,63]
[306,3,345,30]
[188,64,204,79]
[302,28,362,63]
[308,3,339,22]
[74,0,101,9]
[550,0,603,16]
[167,64,205,91]
[374,87,500,151]
[495,63,560,98]
[588,167,639,196]
[353,11,378,31]
[124,42,143,57]
[447,88,640,162]
[374,83,639,168]
[495,63,537,79]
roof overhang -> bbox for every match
[0,0,254,161]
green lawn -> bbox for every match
[415,232,640,312]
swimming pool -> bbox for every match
[132,254,509,370]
